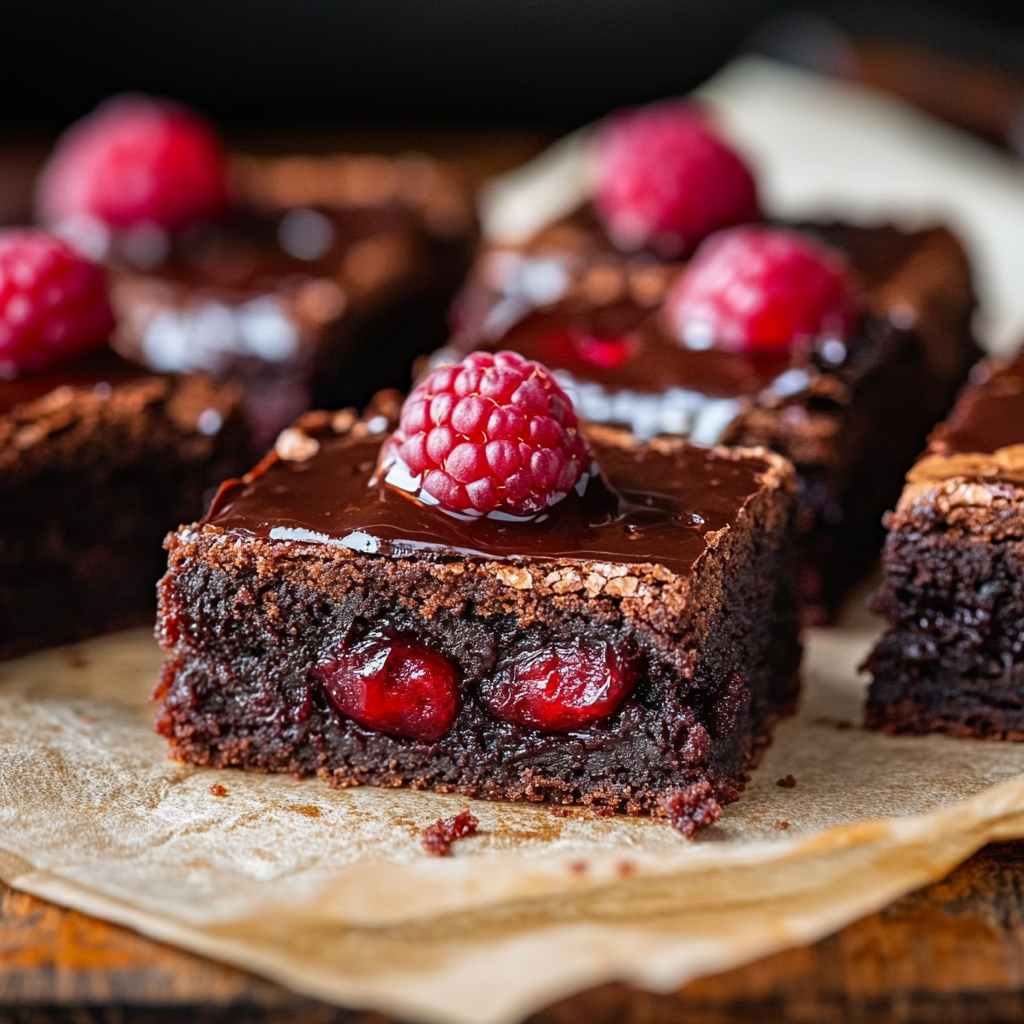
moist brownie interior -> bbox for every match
[865,352,1024,737]
[154,410,800,828]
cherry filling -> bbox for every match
[570,332,637,370]
[315,636,460,742]
[480,639,640,732]
[540,326,639,372]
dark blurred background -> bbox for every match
[3,1,1024,133]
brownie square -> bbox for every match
[447,212,981,622]
[865,351,1024,737]
[110,153,476,452]
[154,403,800,831]
[0,351,247,659]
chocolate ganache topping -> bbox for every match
[448,212,971,443]
[929,353,1024,457]
[204,424,776,579]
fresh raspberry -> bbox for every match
[37,94,229,238]
[665,226,858,355]
[480,640,639,732]
[0,230,115,376]
[380,351,590,517]
[315,635,460,743]
[592,101,758,258]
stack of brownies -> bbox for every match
[2,89,1012,837]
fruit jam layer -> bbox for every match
[203,428,774,578]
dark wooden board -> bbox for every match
[3,842,1024,1023]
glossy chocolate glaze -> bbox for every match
[111,205,420,373]
[929,352,1024,456]
[450,214,967,442]
[0,349,151,417]
[205,428,772,579]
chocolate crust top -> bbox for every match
[0,349,242,479]
[200,408,793,582]
[896,352,1024,512]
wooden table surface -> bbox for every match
[2,840,1024,1023]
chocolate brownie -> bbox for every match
[154,395,800,829]
[0,349,246,659]
[110,153,475,452]
[865,351,1024,737]
[447,212,980,621]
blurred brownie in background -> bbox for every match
[446,102,981,621]
[0,230,247,659]
[35,97,477,453]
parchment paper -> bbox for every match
[3,596,1024,1024]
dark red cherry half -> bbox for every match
[315,635,460,742]
[480,639,639,732]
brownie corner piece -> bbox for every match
[865,351,1024,738]
[155,414,800,831]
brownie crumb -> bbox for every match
[658,781,723,838]
[776,775,797,788]
[209,783,228,797]
[421,809,479,856]
[773,819,790,830]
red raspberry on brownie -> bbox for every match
[665,226,858,355]
[592,101,758,257]
[379,351,590,517]
[0,230,115,376]
[37,94,229,242]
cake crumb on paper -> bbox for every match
[209,783,228,797]
[773,819,790,831]
[777,775,797,788]
[659,781,723,838]
[421,810,479,856]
